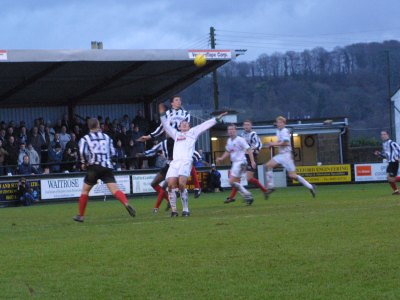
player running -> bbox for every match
[264,116,316,198]
[138,96,202,198]
[216,124,256,205]
[374,130,400,194]
[226,119,269,202]
[159,103,226,216]
[73,118,136,222]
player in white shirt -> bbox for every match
[216,124,256,205]
[264,116,316,197]
[159,103,227,217]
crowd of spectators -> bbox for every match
[0,110,161,176]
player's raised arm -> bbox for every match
[159,103,178,138]
[192,112,228,137]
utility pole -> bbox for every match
[386,50,393,136]
[210,26,219,110]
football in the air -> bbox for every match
[194,54,207,67]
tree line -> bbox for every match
[182,40,400,140]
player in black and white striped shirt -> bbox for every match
[73,118,136,222]
[138,96,202,198]
[374,130,400,194]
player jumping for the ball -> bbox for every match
[264,116,316,198]
[159,103,227,217]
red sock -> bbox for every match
[396,176,400,182]
[114,190,128,206]
[249,177,267,193]
[78,194,89,216]
[163,191,169,201]
[389,182,398,192]
[229,188,237,199]
[154,192,164,209]
[191,167,200,189]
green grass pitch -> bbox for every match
[0,183,399,299]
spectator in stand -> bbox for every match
[62,147,79,173]
[65,133,79,154]
[118,126,130,147]
[18,126,29,145]
[17,142,28,165]
[125,139,138,170]
[59,125,71,150]
[134,110,149,134]
[127,122,136,139]
[148,113,161,135]
[54,119,62,133]
[61,113,70,131]
[0,140,8,176]
[26,143,41,170]
[120,114,131,131]
[104,117,112,132]
[4,135,19,174]
[38,124,51,146]
[48,143,63,173]
[132,125,145,168]
[6,126,16,140]
[114,139,126,171]
[29,126,46,157]
[18,155,40,175]
[0,128,6,144]
[72,124,83,141]
[50,132,61,149]
[107,125,119,146]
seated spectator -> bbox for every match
[18,155,40,175]
[207,164,223,193]
[17,177,36,206]
[48,143,63,173]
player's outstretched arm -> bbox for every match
[192,112,228,137]
[159,103,177,138]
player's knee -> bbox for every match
[178,183,186,191]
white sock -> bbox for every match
[296,175,313,189]
[180,189,189,212]
[266,170,275,189]
[168,188,177,212]
[232,182,251,197]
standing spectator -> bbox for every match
[48,143,63,173]
[134,110,149,134]
[118,126,130,147]
[51,133,61,149]
[18,126,29,145]
[59,125,71,150]
[18,155,40,175]
[53,119,62,133]
[120,114,131,131]
[125,139,138,170]
[26,143,41,170]
[0,140,8,175]
[17,142,28,165]
[62,147,79,173]
[114,139,126,170]
[0,128,6,144]
[4,135,19,174]
[72,124,83,141]
[132,126,145,168]
[6,126,16,140]
[65,133,79,154]
[29,126,46,157]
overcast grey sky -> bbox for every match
[1,0,399,60]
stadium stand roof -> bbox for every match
[0,49,238,108]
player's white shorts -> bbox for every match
[166,159,192,179]
[230,160,248,178]
[272,153,296,172]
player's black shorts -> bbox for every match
[386,161,399,177]
[84,165,116,186]
[246,153,258,172]
[159,163,170,178]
